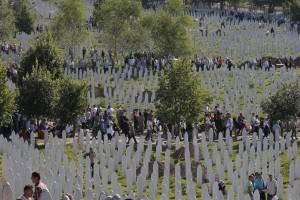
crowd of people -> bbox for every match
[248,173,278,200]
[0,42,22,56]
[80,105,159,144]
[202,172,278,200]
[16,171,278,200]
[193,56,295,71]
[204,105,298,140]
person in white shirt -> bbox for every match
[107,105,114,119]
[17,185,34,200]
[266,174,277,200]
[225,113,234,136]
[31,172,52,200]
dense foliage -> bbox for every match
[19,33,63,82]
[0,0,16,42]
[53,78,88,125]
[261,81,300,123]
[17,67,88,125]
[51,0,87,55]
[156,60,212,126]
[17,68,55,121]
[0,61,15,126]
[94,0,195,58]
[13,0,36,34]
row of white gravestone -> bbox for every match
[85,65,297,117]
[198,67,297,117]
[1,127,300,200]
[62,47,298,115]
[192,14,300,60]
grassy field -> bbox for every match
[0,136,299,199]
[25,139,298,199]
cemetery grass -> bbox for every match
[29,139,300,199]
[1,134,300,197]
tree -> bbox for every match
[53,78,88,126]
[51,0,87,56]
[142,9,195,58]
[19,33,63,82]
[165,0,185,16]
[118,19,151,53]
[0,61,15,126]
[0,0,16,42]
[17,68,55,121]
[261,81,300,123]
[290,0,300,22]
[13,0,36,34]
[93,0,143,58]
[156,60,212,126]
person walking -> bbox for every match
[127,122,137,144]
[85,148,96,177]
[145,119,153,141]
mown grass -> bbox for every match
[36,139,297,200]
[0,138,298,199]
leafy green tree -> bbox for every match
[94,0,143,58]
[290,0,300,22]
[165,0,185,16]
[0,61,15,126]
[19,33,63,82]
[0,0,16,42]
[53,78,88,126]
[156,60,212,126]
[17,68,55,121]
[119,19,151,54]
[142,9,195,58]
[51,0,87,56]
[13,0,36,34]
[261,81,300,123]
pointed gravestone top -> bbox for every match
[1,182,13,200]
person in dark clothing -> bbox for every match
[127,122,137,144]
[84,148,96,177]
[214,113,224,139]
[120,115,130,137]
[143,110,148,127]
[82,47,87,59]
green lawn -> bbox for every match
[41,139,298,200]
[0,138,299,199]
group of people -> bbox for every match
[63,47,171,77]
[80,105,158,144]
[194,56,234,71]
[16,172,54,200]
[16,172,125,200]
[205,105,298,140]
[193,55,295,72]
[248,173,278,200]
[0,42,22,56]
